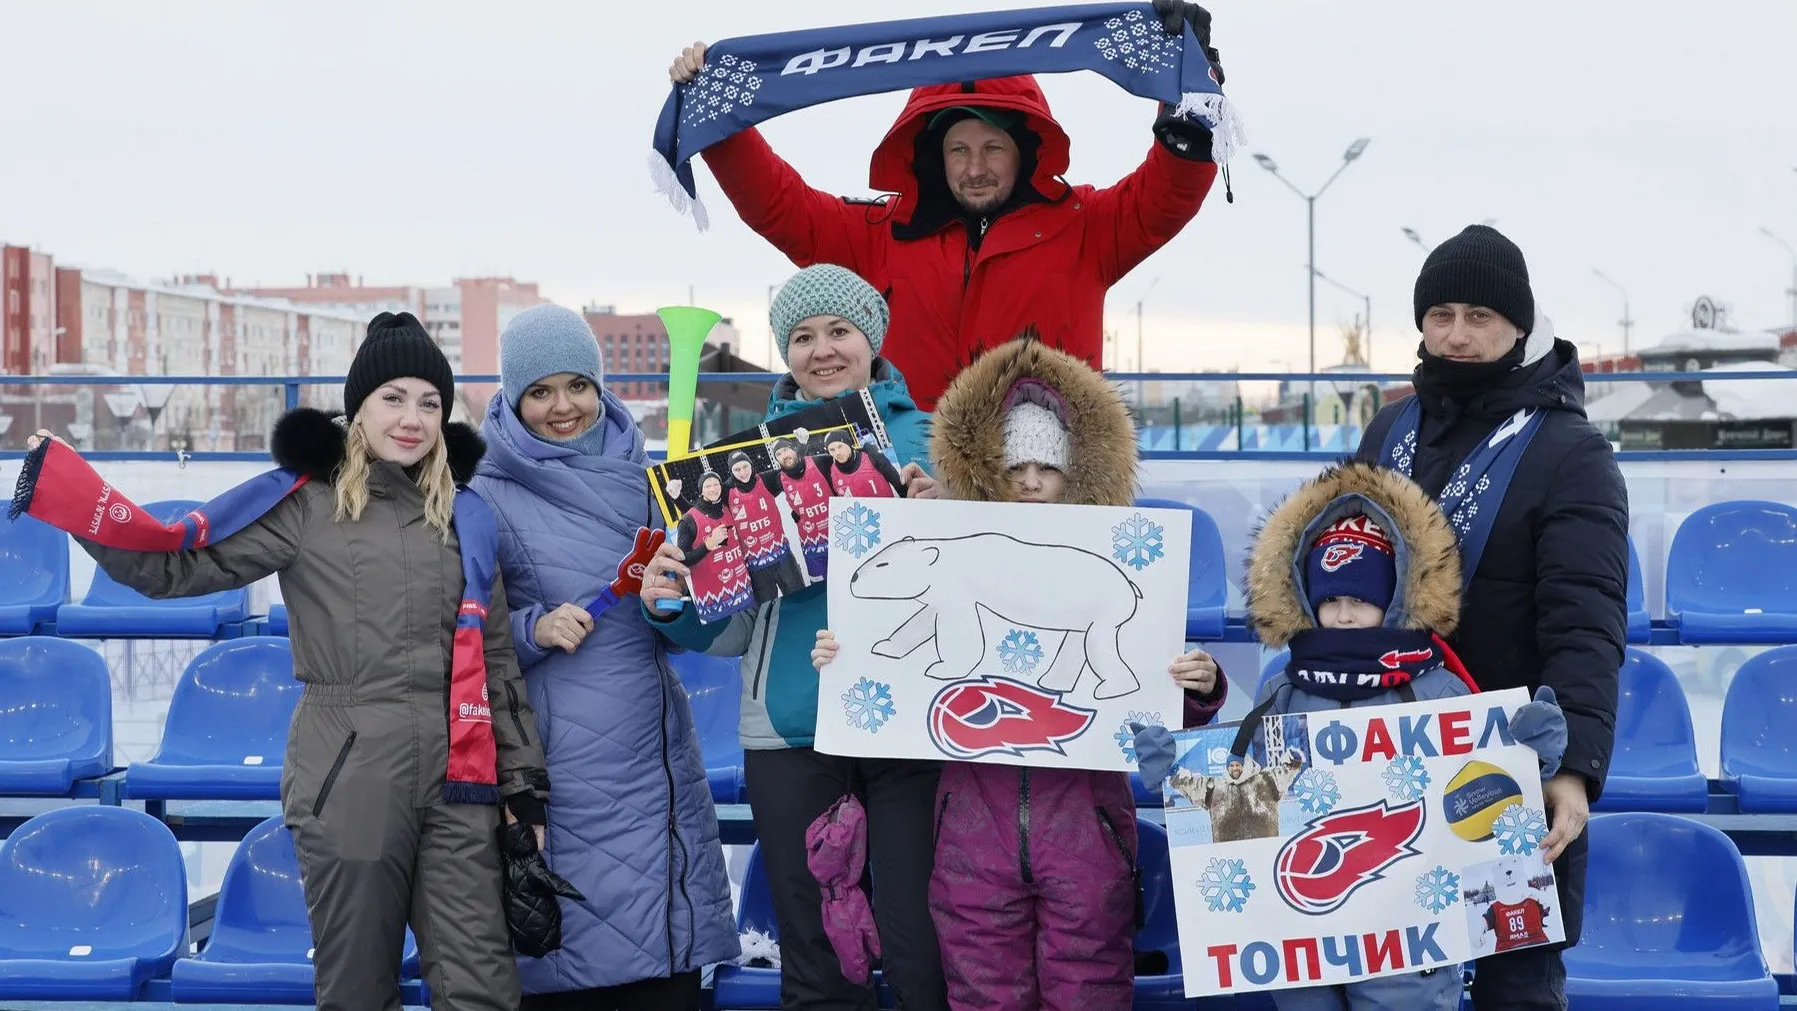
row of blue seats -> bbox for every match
[0,807,422,1003]
[0,497,1207,642]
[4,634,1795,816]
[9,497,1797,646]
[723,812,1787,1010]
[0,503,255,639]
[0,804,1779,1009]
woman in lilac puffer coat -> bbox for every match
[816,335,1227,1011]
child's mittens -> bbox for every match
[1130,722,1178,785]
[1510,686,1568,779]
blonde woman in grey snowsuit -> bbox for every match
[29,313,550,1011]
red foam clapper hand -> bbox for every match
[583,527,667,619]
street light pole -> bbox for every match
[1253,139,1371,393]
[1759,227,1797,328]
[766,283,777,369]
[1134,276,1161,373]
[1592,269,1634,357]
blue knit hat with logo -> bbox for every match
[769,265,890,366]
[499,304,606,410]
[1305,514,1397,615]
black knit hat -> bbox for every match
[1413,225,1535,336]
[344,311,455,418]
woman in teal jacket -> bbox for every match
[640,265,947,1011]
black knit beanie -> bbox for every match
[1413,225,1535,336]
[343,311,455,418]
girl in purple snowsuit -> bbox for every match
[816,337,1227,1011]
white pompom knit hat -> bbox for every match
[1003,396,1070,471]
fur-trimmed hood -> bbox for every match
[1246,462,1462,647]
[269,407,486,485]
[930,335,1136,506]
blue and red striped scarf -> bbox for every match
[10,438,504,804]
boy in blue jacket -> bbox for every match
[1137,462,1567,1010]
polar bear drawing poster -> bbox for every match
[817,496,1190,771]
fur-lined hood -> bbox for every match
[1246,462,1462,647]
[930,335,1136,505]
[269,407,486,485]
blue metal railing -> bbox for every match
[3,368,1794,463]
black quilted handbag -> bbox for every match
[497,820,585,958]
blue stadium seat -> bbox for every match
[1719,646,1797,813]
[169,815,419,1003]
[0,637,112,795]
[1564,812,1777,1009]
[669,650,745,805]
[1626,536,1651,644]
[123,637,301,800]
[1136,499,1228,641]
[713,843,895,1009]
[267,603,289,636]
[0,512,69,636]
[54,500,251,638]
[1132,818,1192,1008]
[1591,649,1708,813]
[712,843,790,1009]
[1257,650,1289,695]
[0,806,187,1000]
[1665,500,1797,643]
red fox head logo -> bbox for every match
[1275,800,1426,915]
[928,677,1095,761]
[1319,543,1363,572]
[1378,647,1435,670]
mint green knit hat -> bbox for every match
[769,265,890,366]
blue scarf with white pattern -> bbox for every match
[648,2,1239,227]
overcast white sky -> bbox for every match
[2,0,1793,374]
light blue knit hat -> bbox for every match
[769,265,890,366]
[499,304,606,409]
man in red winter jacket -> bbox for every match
[665,2,1225,410]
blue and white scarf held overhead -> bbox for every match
[649,2,1243,229]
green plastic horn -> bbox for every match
[657,305,721,460]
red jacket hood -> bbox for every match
[869,75,1072,224]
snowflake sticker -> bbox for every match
[1289,768,1341,815]
[1114,710,1163,762]
[1111,513,1165,571]
[1415,866,1461,915]
[997,629,1044,674]
[1197,857,1256,913]
[1492,804,1548,856]
[1382,755,1431,803]
[841,678,895,733]
[834,503,882,558]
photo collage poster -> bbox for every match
[648,388,905,624]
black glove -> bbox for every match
[1154,103,1215,161]
[498,820,585,959]
[1151,0,1224,84]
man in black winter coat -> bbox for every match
[1354,225,1627,1011]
